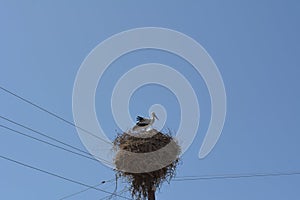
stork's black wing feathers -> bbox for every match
[136,121,149,126]
[136,116,145,122]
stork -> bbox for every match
[132,112,159,131]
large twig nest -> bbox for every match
[113,129,180,200]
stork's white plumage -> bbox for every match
[132,112,158,131]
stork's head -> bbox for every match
[151,112,159,120]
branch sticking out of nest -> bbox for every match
[113,129,181,200]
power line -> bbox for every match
[0,115,94,156]
[58,171,300,199]
[174,171,300,181]
[99,187,130,200]
[0,86,111,145]
[0,154,131,200]
[0,115,113,165]
[59,179,116,200]
[0,124,113,166]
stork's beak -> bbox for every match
[153,113,159,120]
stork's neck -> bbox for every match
[151,114,155,121]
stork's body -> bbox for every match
[132,112,158,131]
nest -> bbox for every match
[113,129,180,200]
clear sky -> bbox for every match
[1,0,300,199]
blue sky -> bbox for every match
[1,0,300,199]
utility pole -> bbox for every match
[148,189,155,200]
[147,183,155,200]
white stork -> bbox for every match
[132,112,159,131]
